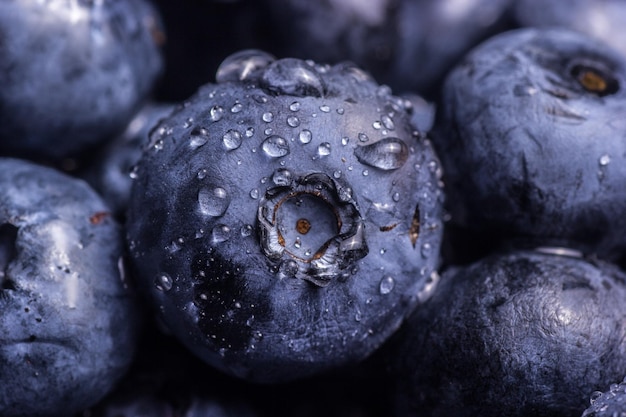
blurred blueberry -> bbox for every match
[126,50,445,383]
[82,101,175,220]
[0,157,142,417]
[431,27,626,264]
[387,247,626,417]
[0,0,165,161]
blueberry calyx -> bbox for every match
[570,63,619,96]
[257,171,368,287]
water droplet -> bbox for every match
[381,115,395,130]
[354,137,409,170]
[318,142,331,156]
[215,49,275,83]
[230,102,243,113]
[240,224,253,237]
[337,108,345,115]
[189,127,209,149]
[589,391,603,404]
[599,154,611,166]
[289,101,301,112]
[392,192,400,202]
[264,127,273,135]
[358,133,369,143]
[210,105,224,122]
[197,169,207,179]
[249,188,259,199]
[379,275,395,295]
[262,135,290,158]
[155,273,173,292]
[262,112,274,123]
[153,139,164,151]
[222,129,242,150]
[287,116,300,127]
[362,169,369,176]
[198,186,230,217]
[245,127,255,137]
[320,104,330,113]
[373,121,382,130]
[261,58,325,97]
[333,170,342,179]
[272,168,293,186]
[341,137,349,146]
[278,260,299,278]
[211,224,231,243]
[129,165,139,179]
[421,242,432,258]
[299,129,313,144]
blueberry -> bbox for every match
[82,101,176,220]
[513,0,626,61]
[387,247,626,417]
[431,28,626,263]
[0,0,165,161]
[0,158,141,417]
[126,50,445,383]
[582,377,626,417]
[262,0,513,97]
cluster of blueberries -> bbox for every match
[1,1,626,416]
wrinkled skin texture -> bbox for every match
[0,0,164,161]
[126,51,445,383]
[388,248,626,417]
[0,158,141,417]
[431,28,626,262]
[263,0,513,98]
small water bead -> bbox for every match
[299,129,313,144]
[318,142,331,156]
[421,243,432,258]
[354,137,409,170]
[128,165,139,179]
[599,154,611,166]
[222,130,243,150]
[589,391,603,404]
[333,170,342,179]
[230,102,243,113]
[240,224,254,237]
[287,116,300,127]
[337,108,345,115]
[358,133,369,143]
[153,139,164,151]
[261,58,325,97]
[379,275,395,295]
[272,168,293,186]
[392,192,400,202]
[245,127,255,137]
[264,128,273,135]
[198,186,230,217]
[155,273,173,292]
[381,114,395,130]
[278,260,299,278]
[183,117,194,128]
[211,224,231,243]
[210,105,224,122]
[341,137,349,146]
[289,101,301,112]
[362,169,369,176]
[373,121,382,130]
[262,135,290,158]
[253,95,268,104]
[189,127,209,149]
[320,104,330,113]
[197,169,207,179]
[249,188,259,199]
[262,112,274,123]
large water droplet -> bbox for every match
[222,130,243,150]
[299,129,313,144]
[262,135,290,158]
[216,49,276,83]
[261,58,325,97]
[317,142,331,156]
[198,186,230,217]
[354,137,409,170]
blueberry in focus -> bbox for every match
[126,50,445,383]
[82,101,175,220]
[0,158,141,417]
[387,247,626,417]
[431,27,626,262]
[0,0,165,161]
[582,376,626,417]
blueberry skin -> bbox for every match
[0,158,141,417]
[263,0,513,98]
[581,377,626,417]
[513,0,626,61]
[388,248,626,417]
[431,28,626,262]
[126,51,445,383]
[83,101,175,220]
[0,0,164,161]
